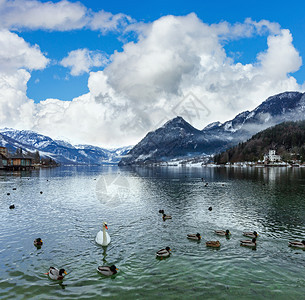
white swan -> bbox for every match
[95,222,111,246]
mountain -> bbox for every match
[214,120,305,164]
[0,128,132,165]
[119,91,305,165]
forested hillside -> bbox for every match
[214,121,305,164]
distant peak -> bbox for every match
[265,91,303,102]
[162,116,188,127]
[203,121,222,130]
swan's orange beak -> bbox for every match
[105,225,108,230]
[116,268,119,270]
[64,271,67,275]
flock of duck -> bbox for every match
[8,180,305,282]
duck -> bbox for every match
[159,209,164,214]
[97,265,118,276]
[96,222,111,246]
[156,247,171,257]
[187,233,201,240]
[240,238,256,247]
[215,230,231,236]
[34,238,43,247]
[45,267,67,280]
[243,231,258,238]
[162,213,172,220]
[206,241,220,248]
[288,240,305,249]
[208,206,212,211]
[9,204,15,209]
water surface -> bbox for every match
[0,166,304,299]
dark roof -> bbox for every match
[9,153,33,159]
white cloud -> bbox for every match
[0,0,134,33]
[0,0,87,31]
[0,69,35,128]
[0,13,304,147]
[90,10,135,34]
[257,29,302,79]
[0,29,49,72]
[60,48,108,76]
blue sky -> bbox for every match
[18,0,305,102]
[0,0,304,146]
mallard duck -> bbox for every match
[206,241,220,248]
[288,240,305,249]
[187,233,201,240]
[162,213,172,220]
[243,231,258,238]
[96,222,111,246]
[240,238,256,247]
[156,247,171,257]
[215,230,231,236]
[97,265,118,276]
[34,238,43,247]
[208,206,212,211]
[46,267,67,280]
[9,204,15,209]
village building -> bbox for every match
[0,147,33,170]
[263,150,281,164]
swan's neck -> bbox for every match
[102,226,107,244]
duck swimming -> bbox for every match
[215,230,231,236]
[46,267,67,280]
[240,238,256,247]
[206,241,220,248]
[288,240,305,249]
[187,233,201,240]
[156,247,171,257]
[243,231,258,238]
[97,265,118,276]
[96,222,111,246]
[34,238,43,247]
[162,213,172,220]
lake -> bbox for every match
[0,166,305,299]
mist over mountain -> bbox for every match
[119,91,305,165]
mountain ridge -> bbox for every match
[0,128,132,165]
[119,91,305,165]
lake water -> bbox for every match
[0,166,305,299]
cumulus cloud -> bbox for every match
[0,13,304,147]
[0,0,87,31]
[60,49,108,76]
[0,29,47,130]
[89,10,135,34]
[0,0,133,33]
[0,29,49,72]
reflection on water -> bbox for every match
[0,166,304,299]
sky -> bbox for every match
[0,0,305,147]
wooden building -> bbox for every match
[0,147,33,170]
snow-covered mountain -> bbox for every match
[0,128,132,165]
[119,91,305,165]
